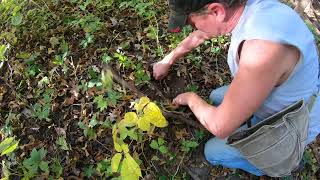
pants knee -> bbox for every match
[204,138,226,165]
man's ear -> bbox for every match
[207,3,226,22]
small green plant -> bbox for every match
[53,39,69,66]
[150,137,168,154]
[21,148,49,178]
[185,84,198,93]
[83,165,96,178]
[181,140,199,153]
[114,51,133,69]
[96,158,113,177]
[78,121,97,140]
[195,129,206,141]
[56,136,70,151]
[50,157,63,178]
[94,95,108,111]
[24,53,41,77]
[32,89,53,121]
[81,33,94,48]
[134,63,150,85]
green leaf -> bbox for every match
[113,125,123,153]
[107,90,122,107]
[0,137,17,154]
[39,161,49,173]
[0,45,6,61]
[96,159,112,176]
[94,95,108,111]
[158,138,165,146]
[102,54,113,64]
[119,126,128,140]
[149,140,158,150]
[23,148,47,172]
[127,129,138,141]
[159,146,168,154]
[56,136,69,151]
[50,158,63,177]
[16,52,31,59]
[184,140,199,148]
[121,154,142,180]
[111,153,122,172]
[84,165,95,177]
[0,137,14,151]
[11,13,22,26]
[89,114,98,128]
[1,141,19,156]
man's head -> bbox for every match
[168,0,245,33]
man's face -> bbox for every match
[186,6,224,37]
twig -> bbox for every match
[94,140,112,154]
[104,64,144,97]
[162,110,205,130]
[173,153,185,178]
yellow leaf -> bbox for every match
[114,140,122,153]
[111,153,122,172]
[112,125,123,152]
[121,153,142,180]
[137,116,151,131]
[152,115,168,128]
[119,112,138,128]
[143,102,161,114]
[121,144,129,153]
[134,96,150,112]
[143,102,168,127]
[1,141,19,156]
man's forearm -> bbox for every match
[166,30,210,64]
[186,93,223,138]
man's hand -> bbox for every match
[172,92,196,106]
[153,54,175,80]
[153,61,172,80]
[153,30,210,80]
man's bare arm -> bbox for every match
[153,30,211,79]
[164,30,212,64]
[176,40,300,138]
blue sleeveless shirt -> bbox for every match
[228,0,320,143]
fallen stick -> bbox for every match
[104,64,204,129]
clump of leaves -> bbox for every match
[181,140,199,153]
[134,63,150,85]
[32,89,53,121]
[21,148,49,178]
[150,137,168,154]
[111,96,168,179]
